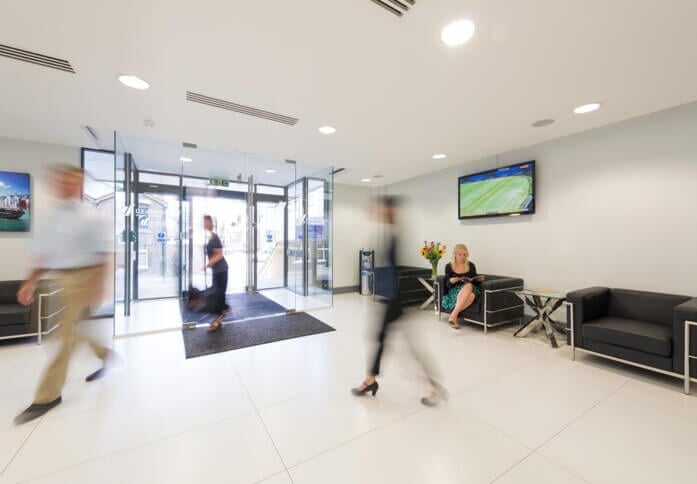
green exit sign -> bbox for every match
[208,177,229,187]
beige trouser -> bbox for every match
[34,265,110,404]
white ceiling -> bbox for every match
[1,0,696,186]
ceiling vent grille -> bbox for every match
[0,44,75,73]
[370,0,414,17]
[186,91,299,126]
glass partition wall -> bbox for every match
[108,134,332,336]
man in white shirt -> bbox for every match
[14,165,116,425]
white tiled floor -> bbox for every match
[0,293,694,483]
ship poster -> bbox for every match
[0,171,30,232]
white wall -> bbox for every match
[386,102,697,296]
[333,183,375,288]
[0,136,80,280]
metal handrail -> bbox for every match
[37,287,65,344]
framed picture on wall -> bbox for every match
[0,171,31,232]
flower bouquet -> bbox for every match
[419,241,446,278]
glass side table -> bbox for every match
[416,276,440,317]
[512,288,567,348]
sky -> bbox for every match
[0,171,30,197]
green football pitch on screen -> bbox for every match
[459,175,532,217]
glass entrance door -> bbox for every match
[306,170,333,305]
[183,185,249,295]
[282,168,333,307]
[135,189,181,299]
[256,199,285,289]
[286,179,305,295]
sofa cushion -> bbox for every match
[0,304,30,325]
[0,281,21,305]
[608,289,690,327]
[583,317,672,357]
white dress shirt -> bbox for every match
[31,199,111,270]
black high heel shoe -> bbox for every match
[351,381,379,396]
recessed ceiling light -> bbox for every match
[532,119,555,127]
[361,178,372,183]
[441,19,476,46]
[265,169,277,174]
[319,126,336,135]
[179,157,192,162]
[118,74,150,90]
[432,154,447,160]
[574,103,600,114]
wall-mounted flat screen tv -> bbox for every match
[458,161,535,219]
[0,171,31,232]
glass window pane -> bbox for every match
[139,172,181,185]
[256,184,285,196]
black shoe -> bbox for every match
[86,351,118,382]
[14,397,62,425]
[351,381,379,397]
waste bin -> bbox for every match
[359,249,374,295]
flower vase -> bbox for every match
[431,261,439,279]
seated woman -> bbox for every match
[441,244,484,329]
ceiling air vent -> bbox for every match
[182,142,197,149]
[370,0,414,17]
[0,43,75,73]
[186,91,299,126]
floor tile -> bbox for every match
[454,353,627,448]
[494,452,587,484]
[0,423,36,477]
[289,402,530,484]
[257,471,293,484]
[231,331,362,409]
[23,413,284,484]
[3,374,253,482]
[539,380,697,484]
[260,374,426,466]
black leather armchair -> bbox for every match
[0,280,33,339]
[568,287,697,382]
[0,279,62,343]
[674,297,697,375]
[436,274,524,333]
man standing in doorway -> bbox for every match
[14,165,117,425]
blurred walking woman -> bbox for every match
[351,196,447,406]
[442,244,484,329]
[204,215,229,331]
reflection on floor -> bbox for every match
[1,294,695,483]
[115,299,182,336]
[260,288,332,312]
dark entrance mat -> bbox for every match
[181,312,336,358]
[180,292,287,325]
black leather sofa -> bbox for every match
[436,274,525,333]
[374,265,432,306]
[0,280,33,339]
[568,287,697,380]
